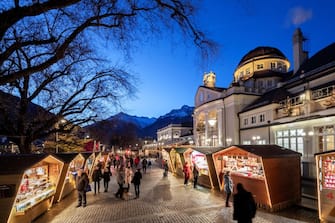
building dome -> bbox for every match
[238,46,287,67]
[234,46,290,83]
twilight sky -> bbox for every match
[106,0,335,118]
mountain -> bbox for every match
[85,105,194,141]
[107,112,157,129]
[139,105,194,137]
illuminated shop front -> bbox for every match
[53,153,85,203]
[161,148,174,173]
[170,147,191,177]
[212,145,301,211]
[315,150,335,222]
[0,154,63,223]
[185,147,221,189]
[81,152,101,178]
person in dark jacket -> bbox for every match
[132,168,142,198]
[76,168,89,207]
[192,163,199,188]
[224,171,233,207]
[233,183,257,223]
[102,167,111,192]
[92,165,102,194]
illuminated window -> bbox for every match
[257,64,263,69]
[243,118,248,126]
[276,129,304,154]
[246,68,250,75]
[316,125,335,152]
[271,62,276,70]
[251,116,256,124]
[259,114,265,122]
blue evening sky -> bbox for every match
[107,0,335,118]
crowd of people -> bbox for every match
[76,154,148,205]
[76,154,257,222]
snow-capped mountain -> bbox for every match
[85,105,194,141]
[108,112,156,129]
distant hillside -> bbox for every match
[85,105,194,141]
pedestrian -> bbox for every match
[102,166,111,192]
[163,160,169,177]
[132,168,142,198]
[76,168,89,208]
[142,158,148,174]
[147,159,152,172]
[224,171,233,207]
[192,163,199,188]
[134,156,140,169]
[233,183,257,223]
[92,165,102,194]
[115,166,125,199]
[125,165,133,192]
[183,161,191,185]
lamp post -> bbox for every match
[208,119,217,146]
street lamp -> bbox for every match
[208,119,217,146]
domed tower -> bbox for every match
[233,46,290,83]
[203,71,216,88]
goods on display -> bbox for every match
[222,155,264,180]
[15,166,56,214]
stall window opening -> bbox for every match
[316,125,335,153]
[276,129,304,155]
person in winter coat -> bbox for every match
[132,168,142,198]
[102,166,112,192]
[233,183,257,223]
[115,166,125,199]
[183,161,191,185]
[92,165,102,194]
[76,168,89,208]
[124,166,133,192]
[224,171,233,207]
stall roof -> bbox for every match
[191,147,224,155]
[81,152,93,159]
[162,148,173,153]
[315,150,335,156]
[174,148,189,154]
[0,154,47,175]
[53,153,80,163]
[224,145,301,158]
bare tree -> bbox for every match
[0,0,215,153]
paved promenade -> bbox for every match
[33,162,319,223]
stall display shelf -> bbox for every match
[223,156,264,180]
[15,187,55,213]
[321,156,335,189]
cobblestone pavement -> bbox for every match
[33,163,319,223]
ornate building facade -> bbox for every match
[193,28,335,178]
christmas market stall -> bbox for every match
[212,145,301,211]
[184,147,222,189]
[170,147,192,177]
[161,147,174,173]
[53,153,85,203]
[315,150,335,222]
[0,154,63,223]
[81,152,102,178]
